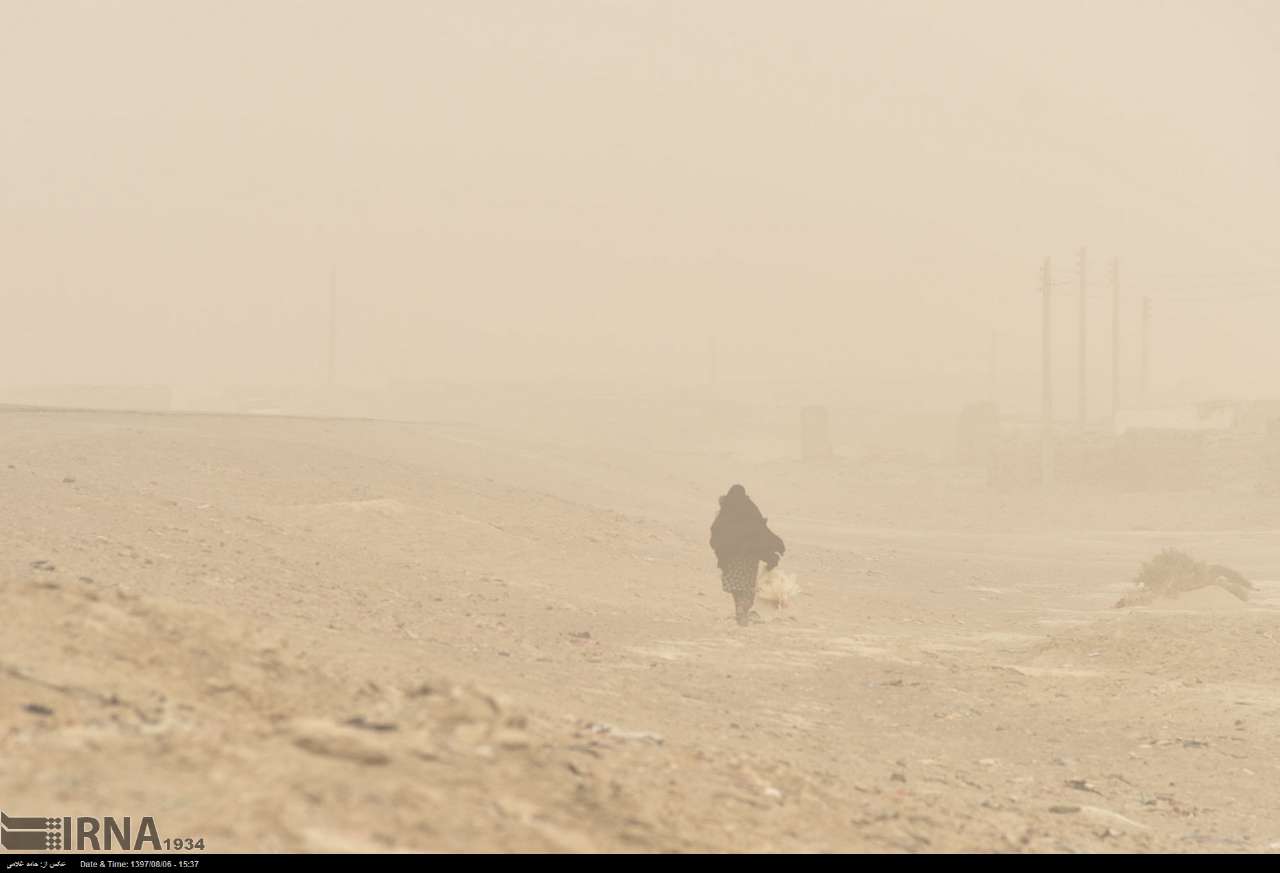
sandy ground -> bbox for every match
[4,408,1280,853]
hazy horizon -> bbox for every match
[4,1,1279,416]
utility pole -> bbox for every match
[989,327,999,403]
[1077,246,1087,429]
[1140,295,1151,404]
[327,267,337,388]
[1041,257,1053,486]
[1110,258,1120,421]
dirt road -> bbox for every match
[4,409,1280,852]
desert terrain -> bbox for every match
[4,405,1280,853]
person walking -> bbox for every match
[709,484,785,626]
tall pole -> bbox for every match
[1140,295,1151,404]
[327,267,336,388]
[1041,257,1053,486]
[989,328,999,403]
[1077,246,1087,429]
[1110,258,1120,421]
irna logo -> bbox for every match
[1,811,162,852]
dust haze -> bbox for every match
[4,0,1280,854]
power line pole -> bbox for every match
[1140,295,1151,403]
[1077,246,1087,429]
[1041,257,1053,486]
[989,327,999,403]
[1110,258,1120,421]
[327,267,337,388]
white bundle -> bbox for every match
[756,567,801,610]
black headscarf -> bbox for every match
[710,484,785,570]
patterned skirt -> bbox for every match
[720,555,761,595]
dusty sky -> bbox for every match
[2,1,1278,414]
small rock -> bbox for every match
[343,716,398,733]
[584,722,663,744]
[1049,805,1081,814]
[1081,806,1149,831]
[291,719,392,765]
[1066,779,1104,795]
[63,476,76,484]
[23,703,54,717]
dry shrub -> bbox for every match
[1116,547,1252,607]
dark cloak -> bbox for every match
[709,485,785,572]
